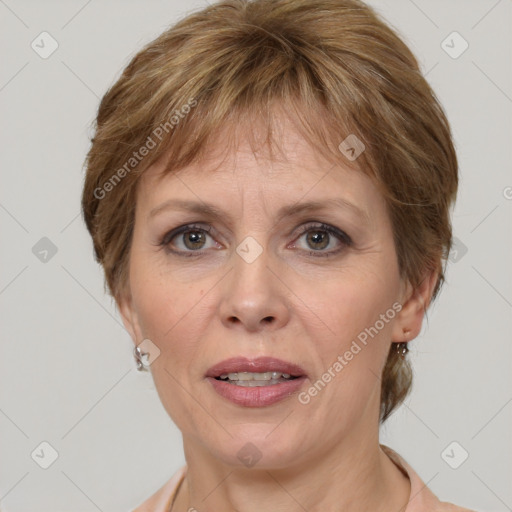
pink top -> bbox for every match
[132,444,477,511]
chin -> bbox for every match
[209,427,305,470]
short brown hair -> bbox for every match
[81,0,458,423]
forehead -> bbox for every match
[135,122,384,238]
[140,109,368,195]
[141,148,374,226]
[133,104,388,237]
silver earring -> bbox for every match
[395,342,409,358]
[395,328,410,359]
[134,345,150,371]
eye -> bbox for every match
[160,224,218,255]
[159,222,352,258]
[292,223,352,256]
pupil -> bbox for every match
[185,231,205,249]
[308,230,328,250]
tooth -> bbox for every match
[235,381,265,387]
[234,379,284,387]
[221,371,294,382]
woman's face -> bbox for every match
[120,115,424,469]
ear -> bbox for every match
[391,268,438,342]
[116,290,143,345]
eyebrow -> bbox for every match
[148,197,370,225]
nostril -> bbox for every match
[263,316,274,323]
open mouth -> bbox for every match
[215,371,300,387]
[206,357,307,406]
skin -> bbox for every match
[119,111,437,512]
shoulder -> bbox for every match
[131,466,187,512]
[380,444,478,512]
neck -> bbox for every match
[172,433,410,512]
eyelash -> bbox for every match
[159,222,352,258]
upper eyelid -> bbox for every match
[165,221,343,236]
[161,223,212,244]
[293,223,352,246]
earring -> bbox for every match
[134,345,150,372]
[395,328,411,359]
[395,342,409,358]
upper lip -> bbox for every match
[206,357,307,378]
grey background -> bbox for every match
[0,0,511,510]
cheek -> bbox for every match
[129,257,208,357]
[303,268,399,350]
[130,269,210,425]
[296,275,398,423]
[130,235,191,320]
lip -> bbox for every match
[205,357,308,408]
[207,376,307,407]
[206,356,307,378]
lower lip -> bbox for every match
[206,376,307,407]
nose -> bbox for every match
[218,243,291,333]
